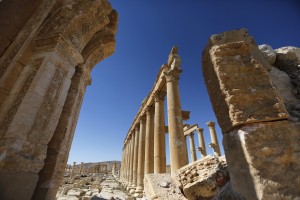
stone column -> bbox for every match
[120,149,124,182]
[154,91,166,173]
[144,106,155,174]
[127,132,135,191]
[196,128,207,158]
[32,64,92,199]
[130,126,139,194]
[188,132,197,162]
[79,162,84,175]
[134,116,146,198]
[206,121,221,157]
[164,56,188,173]
[71,162,76,177]
[124,142,129,186]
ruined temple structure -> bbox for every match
[119,47,224,198]
[0,0,118,199]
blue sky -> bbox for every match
[68,0,300,164]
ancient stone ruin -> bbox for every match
[0,0,117,199]
[0,0,299,199]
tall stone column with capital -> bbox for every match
[206,121,221,157]
[165,47,188,173]
[134,116,146,198]
[188,132,197,162]
[144,106,155,174]
[196,128,207,158]
[154,91,167,173]
[130,126,139,194]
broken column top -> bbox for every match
[202,28,288,133]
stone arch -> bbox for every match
[0,0,118,199]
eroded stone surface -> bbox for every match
[144,173,187,200]
[259,44,276,65]
[174,156,229,200]
[202,29,288,133]
[223,121,300,199]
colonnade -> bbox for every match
[119,47,222,197]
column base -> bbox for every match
[134,186,144,198]
[129,185,136,194]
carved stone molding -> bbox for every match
[164,68,182,83]
[145,106,154,116]
[153,90,166,102]
[75,65,92,86]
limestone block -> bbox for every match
[57,195,79,200]
[82,196,92,200]
[174,156,229,200]
[202,29,288,132]
[144,173,187,200]
[269,67,300,121]
[274,46,300,99]
[223,121,300,199]
[259,44,276,65]
[66,189,85,197]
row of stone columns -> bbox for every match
[185,122,221,163]
[119,47,189,197]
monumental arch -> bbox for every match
[0,0,118,199]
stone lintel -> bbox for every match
[183,124,198,136]
[123,64,169,146]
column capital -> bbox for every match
[196,128,204,133]
[73,162,76,165]
[164,68,182,82]
[206,121,215,128]
[187,131,195,137]
[139,115,146,123]
[153,90,166,102]
[145,106,155,116]
[75,65,92,86]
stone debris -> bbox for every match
[174,155,229,200]
[56,173,128,200]
[144,173,187,200]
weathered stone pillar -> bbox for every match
[196,128,207,158]
[187,132,197,162]
[124,142,129,186]
[206,121,221,157]
[165,47,188,173]
[130,126,139,194]
[127,132,135,191]
[154,91,167,173]
[79,162,84,175]
[134,116,146,198]
[71,162,76,177]
[144,106,155,174]
[120,149,124,182]
[202,29,299,199]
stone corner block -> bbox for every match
[202,29,288,133]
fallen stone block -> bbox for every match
[174,155,229,200]
[144,173,187,200]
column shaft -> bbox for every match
[130,126,139,194]
[154,91,166,173]
[196,128,207,158]
[207,121,221,157]
[134,117,146,198]
[188,133,197,162]
[165,69,188,173]
[144,106,154,174]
